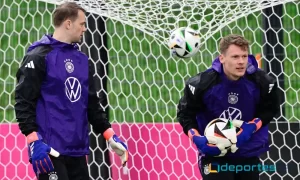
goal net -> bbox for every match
[0,0,299,179]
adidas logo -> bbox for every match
[268,84,274,93]
[188,84,195,95]
[25,61,35,69]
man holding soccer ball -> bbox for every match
[177,34,279,180]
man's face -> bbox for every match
[69,10,86,43]
[219,44,248,80]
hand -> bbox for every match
[104,128,128,166]
[27,132,60,175]
[230,118,262,153]
[188,129,228,157]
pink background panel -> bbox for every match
[0,123,202,180]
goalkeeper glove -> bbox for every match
[27,132,60,175]
[230,118,262,153]
[103,128,128,166]
[188,129,228,157]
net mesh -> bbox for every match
[40,0,297,44]
[0,0,299,179]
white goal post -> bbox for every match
[0,0,299,180]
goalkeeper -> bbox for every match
[14,2,128,180]
[177,34,279,180]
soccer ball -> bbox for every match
[204,118,237,150]
[168,27,201,58]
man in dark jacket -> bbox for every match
[177,34,279,180]
[14,2,128,180]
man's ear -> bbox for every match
[219,54,225,64]
[64,20,72,30]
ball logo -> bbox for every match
[171,34,175,39]
[65,77,81,102]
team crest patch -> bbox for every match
[64,59,74,73]
[203,164,210,175]
[228,92,238,104]
[48,172,58,180]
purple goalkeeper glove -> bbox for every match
[27,132,60,175]
[230,118,262,153]
[188,129,227,156]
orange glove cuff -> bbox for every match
[103,128,114,140]
[26,132,39,144]
[249,118,262,132]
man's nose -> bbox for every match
[238,57,246,64]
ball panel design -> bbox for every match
[168,27,201,58]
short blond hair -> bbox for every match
[219,34,249,54]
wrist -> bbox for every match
[103,128,115,140]
[251,118,262,132]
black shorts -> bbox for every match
[37,155,89,180]
[198,154,261,180]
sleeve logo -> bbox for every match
[268,84,274,93]
[25,61,35,69]
[188,84,195,95]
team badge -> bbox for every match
[48,172,58,180]
[64,59,74,73]
[228,92,239,104]
[203,164,210,175]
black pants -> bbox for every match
[198,155,261,180]
[37,155,89,180]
